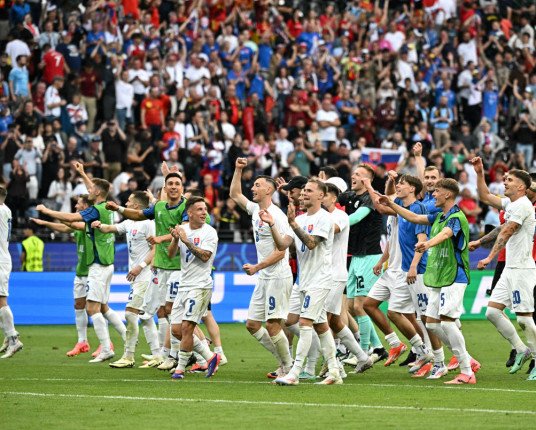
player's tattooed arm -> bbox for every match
[470,224,502,250]
[170,225,212,262]
[291,223,325,250]
[477,221,520,269]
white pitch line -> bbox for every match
[2,391,535,416]
[2,377,536,395]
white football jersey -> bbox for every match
[0,204,12,266]
[330,208,349,282]
[116,219,155,282]
[179,223,218,290]
[246,201,292,280]
[386,215,403,271]
[293,208,334,290]
[501,197,536,269]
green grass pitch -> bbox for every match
[1,322,536,429]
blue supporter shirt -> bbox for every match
[426,205,469,284]
[482,90,499,121]
[202,42,220,58]
[395,198,428,274]
[8,67,29,97]
[237,46,254,71]
[248,74,265,101]
[257,43,273,71]
[227,70,246,101]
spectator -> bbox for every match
[47,167,72,212]
[287,136,314,176]
[44,76,66,122]
[14,136,41,200]
[316,94,340,147]
[512,108,536,169]
[8,55,31,104]
[430,95,454,149]
[66,93,88,127]
[83,136,107,179]
[98,120,127,182]
[79,62,101,132]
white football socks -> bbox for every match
[170,334,181,359]
[416,318,432,350]
[487,307,528,353]
[140,317,161,356]
[385,332,401,348]
[193,334,213,361]
[271,329,293,369]
[0,306,17,338]
[157,318,169,347]
[441,321,471,376]
[91,312,111,354]
[252,326,279,362]
[337,326,369,362]
[104,309,126,341]
[318,330,340,378]
[304,331,321,375]
[124,311,139,357]
[75,309,88,343]
[177,350,192,373]
[517,316,536,356]
[289,326,313,379]
[409,334,429,357]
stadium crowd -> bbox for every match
[0,0,535,241]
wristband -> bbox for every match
[118,206,125,214]
[269,223,274,228]
[140,261,147,269]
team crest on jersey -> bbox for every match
[258,219,264,227]
[354,201,360,209]
[307,224,313,233]
[131,229,137,236]
[193,237,200,246]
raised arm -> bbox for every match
[362,176,397,215]
[470,157,502,209]
[259,210,294,251]
[477,221,520,269]
[91,220,119,234]
[30,217,73,233]
[36,204,83,223]
[230,157,251,210]
[413,142,425,184]
[377,195,430,224]
[106,200,147,221]
[73,161,94,190]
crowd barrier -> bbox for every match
[8,270,508,325]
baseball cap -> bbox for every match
[282,176,308,191]
[198,53,209,62]
[325,177,348,193]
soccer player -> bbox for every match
[30,195,94,357]
[321,182,372,375]
[379,178,477,384]
[90,191,160,368]
[230,158,294,376]
[168,196,221,379]
[37,165,126,363]
[261,179,342,385]
[472,158,536,379]
[338,164,387,361]
[0,186,23,359]
[362,174,433,374]
[106,171,189,368]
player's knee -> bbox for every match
[265,320,281,336]
[485,306,500,323]
[246,320,260,334]
[171,324,182,339]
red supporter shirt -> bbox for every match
[141,97,164,126]
[79,71,101,98]
[42,50,65,84]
